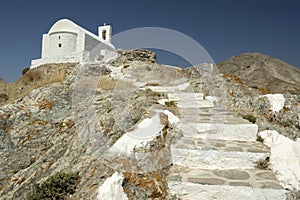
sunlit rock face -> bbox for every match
[259,130,300,191]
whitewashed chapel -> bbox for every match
[31,19,115,68]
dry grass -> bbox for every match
[19,70,43,85]
[0,63,76,106]
[97,76,117,90]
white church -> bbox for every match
[31,19,116,68]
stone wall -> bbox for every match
[116,49,156,63]
[31,51,86,68]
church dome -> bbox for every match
[49,19,80,34]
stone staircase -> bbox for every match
[147,86,287,199]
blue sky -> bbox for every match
[0,0,299,82]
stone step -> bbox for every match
[178,105,227,111]
[179,122,258,141]
[145,83,190,93]
[179,113,250,124]
[176,100,214,108]
[179,108,230,115]
[167,93,204,101]
[168,167,286,200]
[170,138,269,170]
[172,137,269,152]
[178,108,231,117]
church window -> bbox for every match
[102,30,107,40]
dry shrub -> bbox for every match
[255,157,270,170]
[20,70,42,85]
[22,67,30,75]
[0,93,9,101]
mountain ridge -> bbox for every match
[217,52,300,94]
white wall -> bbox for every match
[41,34,49,58]
[48,32,77,57]
[31,50,86,68]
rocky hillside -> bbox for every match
[218,52,300,94]
[0,63,76,107]
[0,50,299,199]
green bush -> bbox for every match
[22,67,30,75]
[165,101,176,107]
[145,88,161,97]
[255,158,270,170]
[132,115,142,124]
[27,172,80,200]
[241,114,256,124]
[256,135,264,143]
